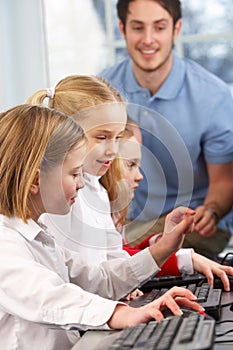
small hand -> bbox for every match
[107,286,203,329]
[124,288,143,301]
[192,251,233,291]
[161,207,195,252]
[149,207,196,268]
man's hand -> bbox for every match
[194,205,217,237]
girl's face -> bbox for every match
[119,136,143,199]
[79,103,127,177]
[38,141,87,217]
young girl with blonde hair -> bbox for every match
[0,103,205,348]
[28,75,132,261]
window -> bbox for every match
[44,0,233,90]
[177,0,233,87]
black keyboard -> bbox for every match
[185,283,222,320]
[141,273,206,292]
[129,283,222,320]
[108,313,215,350]
[128,288,168,307]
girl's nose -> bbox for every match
[135,168,143,183]
[76,174,85,190]
[105,139,118,156]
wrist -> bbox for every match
[204,206,220,223]
[176,248,194,274]
[149,239,173,267]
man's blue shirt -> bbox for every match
[100,51,233,232]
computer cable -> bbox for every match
[216,320,233,325]
[219,301,233,308]
[215,328,233,338]
[219,252,233,266]
[215,320,233,339]
[214,339,233,344]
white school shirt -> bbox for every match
[41,173,194,273]
[0,214,158,350]
[40,173,130,264]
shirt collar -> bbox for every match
[125,51,185,100]
[83,172,102,191]
[0,214,44,241]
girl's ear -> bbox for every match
[29,170,40,195]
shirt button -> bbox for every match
[96,217,102,224]
[142,93,147,98]
[144,111,148,116]
[92,315,100,324]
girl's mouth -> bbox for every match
[98,160,112,168]
[102,160,112,168]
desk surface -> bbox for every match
[71,292,233,350]
[214,299,233,349]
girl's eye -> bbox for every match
[127,161,136,169]
[73,171,83,178]
[96,136,106,140]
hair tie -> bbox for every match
[46,87,55,99]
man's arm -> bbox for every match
[194,161,233,237]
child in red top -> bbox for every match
[122,129,180,276]
[101,122,184,277]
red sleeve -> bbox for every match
[123,243,180,276]
[134,234,156,250]
[156,254,181,277]
[123,243,141,256]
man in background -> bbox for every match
[100,0,233,260]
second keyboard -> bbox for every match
[128,283,222,320]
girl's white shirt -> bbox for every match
[0,214,158,349]
[41,173,129,264]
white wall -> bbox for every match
[0,0,49,111]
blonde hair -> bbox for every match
[27,75,129,227]
[101,121,135,232]
[27,75,124,114]
[0,104,86,222]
